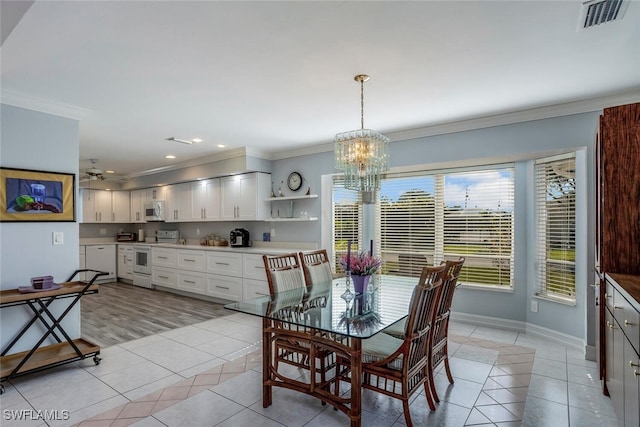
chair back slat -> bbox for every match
[404,265,446,339]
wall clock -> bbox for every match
[287,171,303,191]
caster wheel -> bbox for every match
[94,356,102,365]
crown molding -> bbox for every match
[270,89,640,160]
[0,90,92,120]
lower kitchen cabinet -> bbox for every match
[178,270,206,294]
[207,251,243,276]
[152,266,177,289]
[117,245,134,282]
[243,278,269,300]
[207,274,243,301]
[604,273,640,427]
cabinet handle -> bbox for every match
[158,256,168,259]
[216,262,230,266]
[630,361,640,368]
[216,285,230,290]
[624,320,635,326]
[608,322,616,329]
[184,259,196,262]
[184,280,196,284]
[635,370,640,377]
[158,275,169,279]
[255,266,263,269]
[614,305,623,310]
[256,292,269,296]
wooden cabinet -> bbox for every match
[595,103,640,402]
[221,173,270,220]
[191,179,220,221]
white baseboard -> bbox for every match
[450,312,585,351]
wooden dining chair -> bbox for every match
[427,256,465,404]
[299,249,334,286]
[334,264,446,427]
[262,253,334,388]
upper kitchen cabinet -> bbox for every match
[130,187,166,222]
[191,179,220,221]
[165,182,193,222]
[220,172,270,221]
[81,189,130,223]
[111,190,130,222]
[80,189,112,223]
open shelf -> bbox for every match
[265,194,318,201]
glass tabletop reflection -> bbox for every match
[224,274,418,339]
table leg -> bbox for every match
[350,338,362,427]
[262,318,272,408]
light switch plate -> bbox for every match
[53,231,64,245]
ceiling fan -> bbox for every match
[80,159,126,183]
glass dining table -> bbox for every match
[224,274,419,427]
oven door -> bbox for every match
[133,247,152,275]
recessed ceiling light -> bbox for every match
[105,170,115,174]
[217,144,226,148]
[165,155,176,159]
[192,138,203,143]
[166,137,199,145]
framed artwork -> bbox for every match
[0,167,76,222]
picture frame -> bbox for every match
[0,167,76,222]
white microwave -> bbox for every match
[144,201,165,221]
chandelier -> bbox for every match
[334,74,390,192]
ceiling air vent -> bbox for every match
[579,0,628,29]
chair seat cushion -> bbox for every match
[362,332,404,370]
[382,318,406,339]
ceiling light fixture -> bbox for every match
[165,137,200,145]
[334,74,390,192]
[165,155,176,159]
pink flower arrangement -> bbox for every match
[340,250,382,276]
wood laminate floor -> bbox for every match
[81,281,231,347]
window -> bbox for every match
[332,165,515,289]
[535,154,576,303]
[332,176,362,267]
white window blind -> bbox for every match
[333,165,515,289]
[332,176,362,271]
[535,154,576,302]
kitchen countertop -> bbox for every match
[80,238,317,255]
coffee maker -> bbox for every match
[230,228,250,247]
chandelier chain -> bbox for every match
[360,78,365,130]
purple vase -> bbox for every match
[352,275,370,295]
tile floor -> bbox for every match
[0,315,618,427]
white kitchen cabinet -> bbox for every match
[243,278,269,300]
[85,244,116,283]
[206,251,243,276]
[177,249,206,271]
[207,274,243,301]
[178,270,206,294]
[81,189,112,223]
[243,254,268,281]
[112,191,131,222]
[130,189,145,223]
[117,245,134,281]
[191,179,220,221]
[220,172,270,220]
[145,186,165,201]
[152,247,177,268]
[165,182,193,222]
[152,266,178,289]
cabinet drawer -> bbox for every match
[207,274,243,301]
[152,247,177,267]
[243,254,267,281]
[206,252,243,276]
[616,292,640,355]
[177,250,206,272]
[243,278,269,300]
[153,266,177,288]
[178,271,206,294]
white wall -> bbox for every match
[1,104,80,353]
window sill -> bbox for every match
[458,283,514,294]
[534,294,576,307]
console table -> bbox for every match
[0,269,106,394]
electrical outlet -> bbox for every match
[99,228,107,235]
[271,228,276,238]
[531,300,538,313]
[196,228,200,236]
[52,231,64,245]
